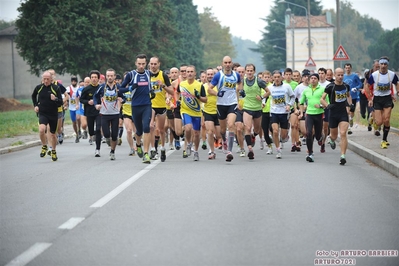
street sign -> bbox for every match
[305,57,316,67]
[333,45,350,61]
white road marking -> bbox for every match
[90,150,174,208]
[5,242,52,266]
[58,217,85,230]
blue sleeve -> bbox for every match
[355,75,362,89]
[393,74,398,85]
[93,86,103,105]
[210,72,221,86]
[368,75,375,85]
[236,72,241,84]
[120,72,132,88]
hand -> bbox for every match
[239,90,246,98]
[75,104,79,110]
[217,90,225,97]
[351,88,357,93]
[95,104,101,110]
[368,100,373,107]
[34,106,39,113]
[149,89,156,99]
[88,99,94,105]
[349,103,355,113]
[194,89,200,99]
[50,94,57,101]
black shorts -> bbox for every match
[153,107,166,116]
[243,109,262,119]
[323,108,329,122]
[203,111,220,126]
[329,111,349,128]
[174,106,182,119]
[270,113,289,129]
[39,113,58,134]
[217,104,237,120]
[373,95,393,110]
[235,109,243,123]
[166,109,174,120]
[123,114,133,121]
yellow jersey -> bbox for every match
[179,79,204,117]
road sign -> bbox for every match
[305,57,316,67]
[333,45,350,61]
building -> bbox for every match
[0,25,71,99]
[284,13,335,72]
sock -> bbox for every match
[172,129,179,140]
[228,131,235,151]
[245,135,252,147]
[383,126,390,141]
[154,136,160,151]
[118,127,123,138]
[221,132,226,142]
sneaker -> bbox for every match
[296,145,301,152]
[183,150,188,158]
[175,140,181,150]
[110,152,116,160]
[208,152,216,160]
[302,138,306,145]
[306,154,314,162]
[89,138,93,145]
[226,151,233,162]
[83,130,88,139]
[374,130,380,136]
[281,135,289,143]
[58,134,63,144]
[291,145,296,152]
[142,153,151,164]
[78,130,82,139]
[317,137,323,146]
[248,149,254,160]
[75,136,79,143]
[161,149,166,162]
[260,139,265,150]
[193,151,199,161]
[381,140,388,149]
[136,146,143,158]
[320,144,325,153]
[95,150,100,157]
[266,145,273,155]
[222,141,228,154]
[102,137,106,143]
[186,143,192,156]
[340,155,346,165]
[251,134,256,147]
[169,143,174,150]
[47,149,52,156]
[118,138,122,146]
[367,124,372,131]
[51,150,58,161]
[348,128,352,135]
[150,150,158,160]
[236,146,241,153]
[129,149,135,156]
[40,145,48,158]
[329,140,336,150]
[276,150,282,159]
[201,141,207,150]
[106,138,111,146]
[240,149,246,157]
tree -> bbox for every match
[198,7,236,69]
[255,0,323,70]
[0,20,15,31]
[368,28,399,71]
[169,0,204,70]
[15,0,179,79]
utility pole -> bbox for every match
[336,0,341,67]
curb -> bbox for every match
[348,140,399,178]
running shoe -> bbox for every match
[150,150,158,160]
[175,140,181,150]
[110,152,116,160]
[222,141,228,154]
[306,154,314,162]
[340,155,346,165]
[374,130,380,136]
[208,152,216,160]
[240,149,246,157]
[266,145,273,155]
[142,153,151,164]
[260,139,265,150]
[320,144,325,153]
[47,150,51,156]
[183,150,188,158]
[89,138,93,145]
[95,150,100,157]
[102,137,106,143]
[58,134,63,144]
[329,139,336,150]
[129,149,135,156]
[106,138,111,147]
[83,130,88,139]
[186,143,192,156]
[248,149,254,160]
[276,150,282,159]
[75,136,79,143]
[169,143,174,150]
[226,151,233,162]
[118,138,122,146]
[51,150,58,161]
[381,140,388,149]
[137,146,143,158]
[296,145,301,152]
[348,128,352,135]
[161,149,166,162]
[78,130,82,139]
[40,145,48,158]
[236,146,241,153]
[201,141,207,150]
[291,145,296,152]
[193,151,199,161]
[367,124,372,131]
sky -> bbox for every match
[1,0,398,43]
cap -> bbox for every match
[100,74,105,80]
[71,76,78,82]
[116,74,122,80]
[363,69,369,75]
[302,69,310,76]
[310,73,319,80]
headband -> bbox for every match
[379,59,389,65]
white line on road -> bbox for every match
[58,217,85,230]
[5,242,52,266]
[90,150,174,208]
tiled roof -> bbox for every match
[0,25,18,37]
[288,16,334,29]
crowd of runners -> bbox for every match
[32,54,398,164]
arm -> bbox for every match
[197,85,207,103]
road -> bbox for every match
[1,137,398,266]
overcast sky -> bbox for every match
[1,0,398,43]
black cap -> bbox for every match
[71,76,78,82]
[116,74,122,80]
[310,73,319,80]
[302,69,310,76]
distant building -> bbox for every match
[0,25,72,99]
[284,12,335,72]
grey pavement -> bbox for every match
[1,123,398,177]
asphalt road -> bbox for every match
[1,138,398,266]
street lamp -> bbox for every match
[273,45,286,51]
[278,0,311,59]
